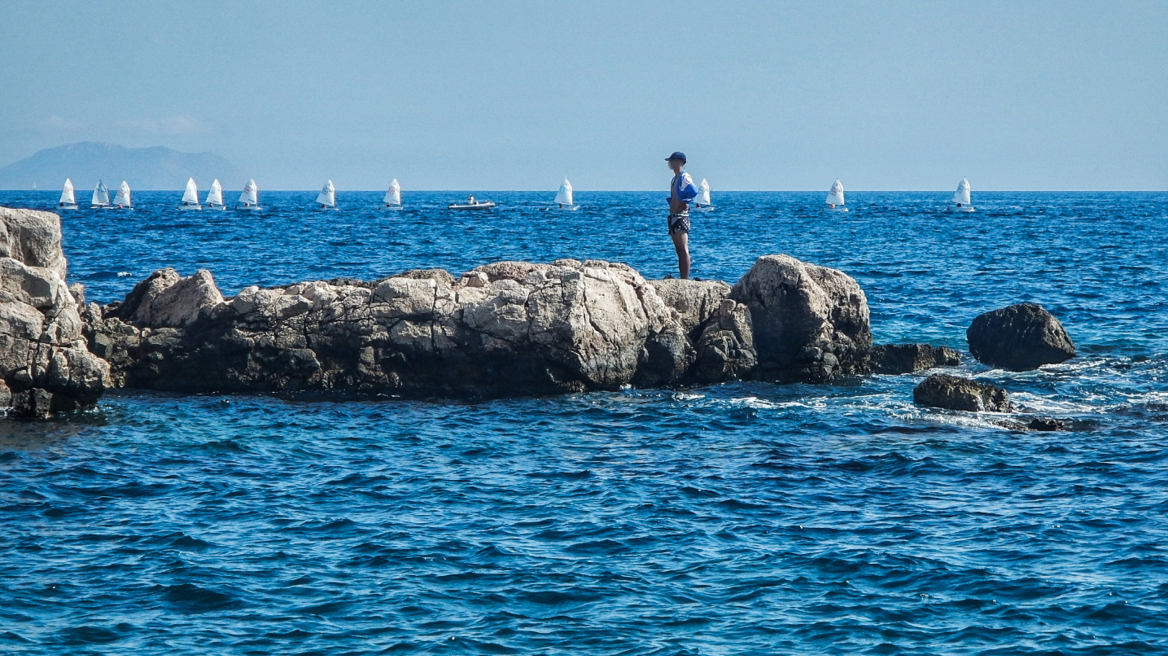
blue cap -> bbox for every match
[665,151,687,163]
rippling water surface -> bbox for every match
[2,190,1167,654]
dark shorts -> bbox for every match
[668,212,690,235]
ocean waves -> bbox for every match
[1,191,1167,652]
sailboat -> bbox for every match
[951,178,974,212]
[205,179,225,210]
[694,178,713,210]
[554,178,576,209]
[237,179,260,210]
[113,181,132,209]
[91,180,110,209]
[179,177,202,210]
[825,179,847,211]
[58,178,78,210]
[383,179,402,209]
[316,180,336,210]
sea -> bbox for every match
[2,190,1167,655]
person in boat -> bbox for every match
[665,152,696,279]
[468,195,476,205]
[828,203,836,209]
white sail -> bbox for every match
[826,179,845,206]
[182,177,200,205]
[696,178,712,206]
[554,178,574,206]
[384,179,401,206]
[113,181,132,207]
[316,180,335,207]
[59,178,76,206]
[238,179,258,206]
[206,179,224,207]
[91,181,110,207]
[953,178,971,205]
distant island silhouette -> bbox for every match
[0,142,244,191]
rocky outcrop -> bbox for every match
[730,254,870,382]
[84,254,868,398]
[868,343,961,374]
[1,207,110,418]
[86,259,767,397]
[913,374,1014,413]
[967,303,1075,371]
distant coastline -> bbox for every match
[0,142,244,191]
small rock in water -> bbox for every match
[913,373,1014,413]
[966,303,1075,371]
[869,343,961,374]
[1028,417,1068,431]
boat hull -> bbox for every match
[449,202,496,210]
[57,204,78,211]
[178,204,203,211]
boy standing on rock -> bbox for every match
[666,151,696,279]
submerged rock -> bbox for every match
[868,343,961,374]
[1027,417,1068,432]
[730,254,871,382]
[84,254,866,398]
[967,303,1075,371]
[913,374,1014,413]
[1,207,110,418]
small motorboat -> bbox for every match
[449,195,496,210]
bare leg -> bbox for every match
[671,231,691,280]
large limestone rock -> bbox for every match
[84,254,866,398]
[1,207,110,418]
[86,250,878,392]
[730,254,871,382]
[966,303,1076,371]
[913,374,1013,413]
[86,260,760,396]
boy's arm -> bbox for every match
[677,174,698,201]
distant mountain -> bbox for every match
[0,142,245,190]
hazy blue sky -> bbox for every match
[2,0,1165,190]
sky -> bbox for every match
[1,0,1165,191]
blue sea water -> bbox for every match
[2,189,1168,654]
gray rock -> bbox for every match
[967,303,1075,371]
[869,343,961,374]
[730,254,871,382]
[85,255,864,398]
[1,206,110,418]
[1028,417,1068,431]
[140,269,225,328]
[913,374,1014,413]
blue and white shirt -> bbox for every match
[670,171,697,210]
